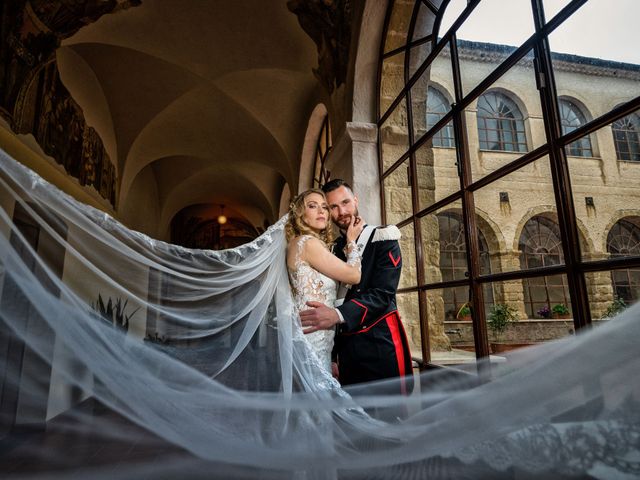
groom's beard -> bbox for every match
[336,207,360,233]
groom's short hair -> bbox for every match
[322,179,353,194]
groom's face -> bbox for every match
[326,186,359,231]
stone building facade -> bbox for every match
[380,40,640,357]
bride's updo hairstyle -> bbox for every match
[285,188,335,245]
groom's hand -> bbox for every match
[300,301,340,333]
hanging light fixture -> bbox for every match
[217,204,227,225]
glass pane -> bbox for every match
[567,119,640,262]
[411,1,437,42]
[383,158,412,225]
[542,0,572,23]
[384,0,413,53]
[380,51,406,117]
[473,156,563,275]
[410,42,454,141]
[548,0,639,66]
[398,222,417,290]
[612,110,640,163]
[558,98,594,157]
[380,97,410,170]
[587,268,639,323]
[549,2,639,131]
[439,0,467,38]
[408,41,432,80]
[415,121,458,212]
[469,50,543,181]
[485,276,574,354]
[397,291,422,361]
[427,286,477,366]
[455,0,534,95]
[420,200,467,284]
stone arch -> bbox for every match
[602,210,640,253]
[298,103,329,193]
[279,183,291,218]
[474,207,507,273]
[474,87,529,120]
[512,206,592,257]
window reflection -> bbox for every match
[612,111,640,162]
[607,217,640,304]
[426,86,454,148]
[519,216,570,318]
[559,99,593,157]
[438,212,493,319]
[477,92,527,152]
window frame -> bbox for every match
[376,0,640,366]
[476,91,528,153]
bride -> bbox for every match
[285,188,363,375]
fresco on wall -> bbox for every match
[287,0,352,94]
[0,0,142,206]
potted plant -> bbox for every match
[536,305,551,319]
[551,303,571,319]
[456,303,472,321]
[601,296,627,319]
[487,303,519,353]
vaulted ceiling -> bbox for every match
[57,1,325,237]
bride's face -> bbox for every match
[302,192,330,232]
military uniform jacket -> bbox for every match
[334,225,412,385]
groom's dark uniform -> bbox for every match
[334,226,412,390]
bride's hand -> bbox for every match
[346,215,364,243]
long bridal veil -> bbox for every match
[0,148,639,479]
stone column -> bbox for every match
[584,252,613,319]
[326,121,381,224]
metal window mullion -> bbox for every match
[450,34,490,365]
[405,0,422,85]
[405,69,431,361]
[532,0,591,330]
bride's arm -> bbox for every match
[303,237,361,285]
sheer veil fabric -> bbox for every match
[0,148,639,479]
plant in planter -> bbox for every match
[487,303,519,351]
[602,296,627,319]
[91,294,139,332]
[456,303,472,321]
[536,305,551,319]
[551,303,570,319]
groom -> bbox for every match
[300,179,412,391]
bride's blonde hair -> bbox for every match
[285,188,335,245]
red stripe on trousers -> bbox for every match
[386,313,408,395]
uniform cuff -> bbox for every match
[335,308,345,324]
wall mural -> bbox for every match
[0,0,142,206]
[287,0,352,94]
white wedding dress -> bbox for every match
[288,235,337,374]
[1,149,640,479]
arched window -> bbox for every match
[607,217,640,304]
[426,86,454,148]
[612,111,640,162]
[559,99,593,157]
[439,212,493,320]
[519,216,570,317]
[477,91,527,152]
[312,115,332,188]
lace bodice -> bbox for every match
[288,236,337,311]
[288,235,337,374]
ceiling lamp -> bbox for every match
[217,205,227,225]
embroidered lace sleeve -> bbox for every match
[344,240,362,271]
